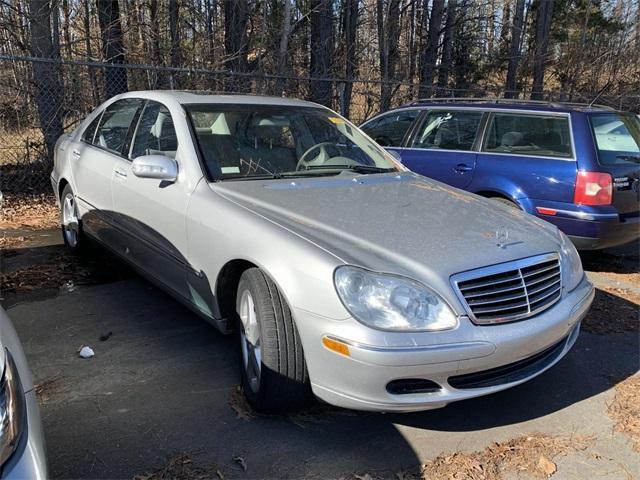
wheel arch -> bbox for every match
[214,259,259,323]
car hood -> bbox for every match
[211,172,561,305]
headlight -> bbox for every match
[0,349,25,466]
[334,266,458,331]
[559,232,584,292]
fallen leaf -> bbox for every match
[538,455,556,477]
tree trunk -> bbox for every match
[340,0,359,116]
[377,0,400,112]
[96,0,128,98]
[169,0,181,88]
[275,0,293,96]
[83,0,101,104]
[504,0,526,98]
[223,0,249,92]
[309,0,333,106]
[530,0,554,100]
[419,0,444,98]
[29,0,64,166]
[437,0,456,92]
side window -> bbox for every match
[94,99,141,155]
[411,110,483,151]
[361,109,419,147]
[482,113,573,158]
[130,101,178,159]
[81,113,102,144]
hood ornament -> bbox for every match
[496,226,509,249]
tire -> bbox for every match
[490,196,521,210]
[236,268,310,413]
[60,184,85,251]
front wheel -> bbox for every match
[60,184,85,251]
[236,268,310,413]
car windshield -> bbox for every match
[589,113,640,165]
[186,104,399,179]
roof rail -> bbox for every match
[408,97,614,110]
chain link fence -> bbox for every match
[1,55,638,194]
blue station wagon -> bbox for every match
[361,99,640,250]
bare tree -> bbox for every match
[309,0,333,106]
[437,0,457,91]
[275,0,293,96]
[96,0,128,98]
[531,0,554,100]
[169,0,181,88]
[223,0,249,92]
[340,0,359,116]
[504,0,526,98]
[419,0,444,98]
[377,0,401,111]
[29,0,64,164]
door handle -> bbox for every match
[72,149,81,159]
[454,163,473,174]
[114,169,127,179]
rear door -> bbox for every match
[71,98,142,239]
[400,109,484,188]
[588,112,640,215]
[477,111,576,204]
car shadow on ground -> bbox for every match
[3,243,639,478]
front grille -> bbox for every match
[448,336,567,389]
[452,253,562,324]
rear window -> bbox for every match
[482,113,573,158]
[589,113,640,166]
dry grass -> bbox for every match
[0,193,58,231]
[582,288,639,334]
[608,375,640,453]
[1,258,93,293]
[420,433,592,480]
[133,452,223,480]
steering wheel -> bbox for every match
[296,142,337,170]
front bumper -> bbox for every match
[295,275,594,412]
[1,390,48,479]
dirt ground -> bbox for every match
[1,195,639,480]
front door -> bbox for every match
[111,100,192,301]
[400,109,485,189]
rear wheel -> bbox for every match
[60,184,85,251]
[236,268,310,413]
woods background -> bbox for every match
[0,0,639,192]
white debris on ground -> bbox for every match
[78,346,94,359]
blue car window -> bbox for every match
[482,113,573,158]
[411,110,482,151]
[361,109,419,147]
[589,113,640,166]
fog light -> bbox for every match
[322,336,350,357]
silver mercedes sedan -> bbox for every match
[0,307,47,479]
[51,91,594,413]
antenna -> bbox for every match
[589,81,612,108]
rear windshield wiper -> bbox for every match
[304,164,397,174]
[616,154,640,163]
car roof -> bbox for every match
[118,90,323,109]
[394,98,619,114]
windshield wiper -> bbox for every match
[616,154,640,163]
[303,164,397,174]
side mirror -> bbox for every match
[132,155,177,181]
